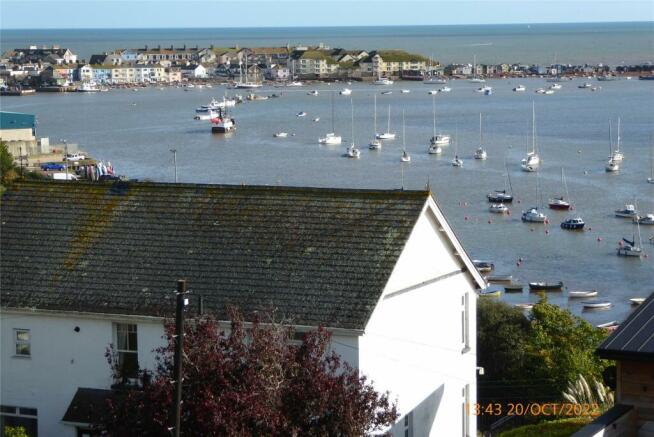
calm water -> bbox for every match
[2,22,654,64]
[2,78,654,324]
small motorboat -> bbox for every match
[489,204,509,214]
[313,117,320,122]
[578,82,593,89]
[297,112,307,117]
[597,321,619,330]
[439,86,451,93]
[561,217,585,230]
[521,207,547,223]
[401,89,411,93]
[369,139,382,150]
[479,289,501,297]
[568,290,598,298]
[513,85,526,92]
[535,88,546,94]
[487,190,513,203]
[615,204,638,218]
[630,297,646,305]
[473,147,487,160]
[515,303,534,310]
[582,301,612,310]
[452,156,463,167]
[484,88,493,95]
[307,90,319,96]
[550,83,562,90]
[486,274,513,283]
[504,283,524,292]
[319,133,342,145]
[273,132,288,138]
[473,260,494,272]
[476,86,492,93]
[428,144,442,155]
[345,144,361,159]
[401,150,411,162]
[548,197,571,210]
[635,214,654,225]
[339,88,352,96]
[381,91,393,95]
[428,90,438,95]
[529,281,564,291]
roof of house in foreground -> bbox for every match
[597,292,654,361]
[1,181,439,330]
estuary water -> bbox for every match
[2,22,653,65]
[2,77,653,324]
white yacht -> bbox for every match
[369,94,382,150]
[578,82,593,89]
[550,83,562,90]
[319,92,341,145]
[287,81,304,87]
[451,131,463,167]
[428,90,439,95]
[401,89,411,93]
[521,103,541,171]
[401,150,411,162]
[273,132,288,138]
[617,236,644,257]
[476,86,493,93]
[297,111,307,117]
[307,90,319,96]
[473,114,487,159]
[439,86,452,93]
[636,214,654,226]
[609,117,624,162]
[513,85,526,92]
[340,88,352,96]
[77,81,100,92]
[375,105,396,140]
[521,207,547,223]
[429,95,447,154]
[345,99,360,158]
[605,159,620,172]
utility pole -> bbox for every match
[170,149,177,183]
[19,146,24,179]
[170,279,188,437]
[62,139,69,181]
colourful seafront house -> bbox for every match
[1,181,485,436]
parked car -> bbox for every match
[64,153,86,161]
[40,162,66,171]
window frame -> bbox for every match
[14,329,31,358]
[114,323,139,379]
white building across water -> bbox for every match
[1,181,484,436]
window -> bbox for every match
[403,412,412,437]
[115,324,138,379]
[0,405,38,437]
[14,329,30,357]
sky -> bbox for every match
[1,0,652,29]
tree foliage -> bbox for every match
[100,308,398,436]
[478,299,610,408]
[0,142,18,186]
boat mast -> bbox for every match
[374,94,377,136]
[387,105,391,134]
[402,110,406,152]
[608,120,613,155]
[432,95,436,138]
[562,167,570,202]
[331,91,335,133]
[616,117,621,153]
[350,98,355,146]
[479,113,483,146]
[505,157,513,194]
[531,101,536,155]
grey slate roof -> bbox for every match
[1,181,429,330]
[597,292,654,361]
[62,388,113,424]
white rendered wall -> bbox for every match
[359,205,478,437]
[0,311,165,437]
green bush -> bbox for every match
[499,417,592,437]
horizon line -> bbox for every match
[2,20,652,31]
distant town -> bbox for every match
[2,43,654,93]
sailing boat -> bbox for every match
[428,95,446,154]
[605,120,620,172]
[345,98,360,158]
[521,168,547,223]
[235,55,262,89]
[451,127,463,167]
[468,55,485,83]
[521,102,540,172]
[401,110,411,162]
[488,156,514,202]
[423,55,447,84]
[369,95,382,150]
[617,205,644,257]
[548,168,571,210]
[376,105,396,140]
[319,92,342,145]
[609,117,624,162]
[473,113,487,160]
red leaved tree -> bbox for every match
[101,308,398,436]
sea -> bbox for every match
[2,22,654,65]
[1,24,653,325]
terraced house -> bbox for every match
[292,49,340,78]
[1,181,484,437]
[360,50,429,78]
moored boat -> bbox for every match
[489,203,509,214]
[504,283,524,292]
[630,297,646,305]
[515,303,534,310]
[488,190,513,203]
[582,301,612,309]
[479,289,501,297]
[472,260,495,272]
[615,204,638,218]
[528,281,563,291]
[635,213,654,225]
[561,217,585,230]
[486,274,513,282]
[568,290,598,298]
[521,207,546,223]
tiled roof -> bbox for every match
[1,181,428,330]
[62,388,113,424]
[597,292,654,361]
